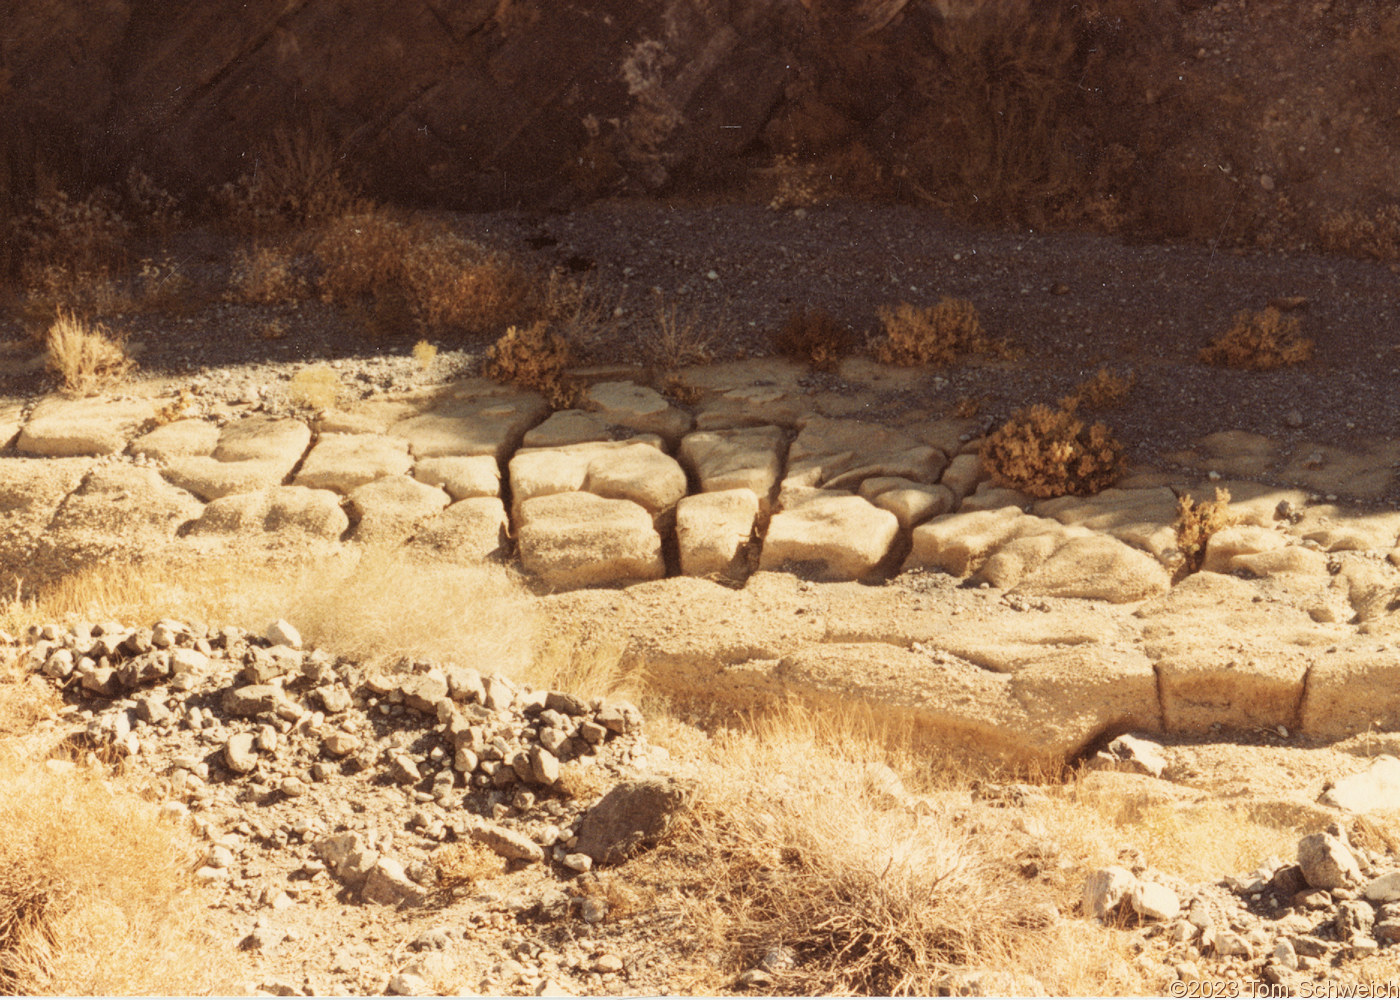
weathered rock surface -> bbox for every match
[18,396,156,456]
[675,488,760,578]
[411,455,501,500]
[294,433,412,493]
[412,498,510,563]
[574,777,698,866]
[760,493,898,581]
[127,418,220,462]
[583,382,693,443]
[679,425,786,503]
[186,486,349,539]
[390,393,549,460]
[517,492,664,588]
[347,475,451,543]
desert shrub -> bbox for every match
[1199,307,1313,370]
[12,188,131,313]
[431,840,503,891]
[772,307,860,371]
[121,168,183,234]
[402,231,541,337]
[227,244,310,304]
[44,310,133,395]
[212,123,365,231]
[1318,205,1400,261]
[767,152,831,211]
[980,403,1123,499]
[873,298,989,366]
[1174,487,1233,577]
[1060,367,1136,412]
[314,209,415,304]
[646,294,716,376]
[482,321,579,409]
[286,365,343,410]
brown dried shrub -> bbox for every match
[1174,487,1233,577]
[980,403,1123,499]
[402,232,542,337]
[227,244,310,304]
[772,307,860,371]
[1061,367,1136,412]
[874,298,989,367]
[314,210,414,304]
[1199,307,1313,370]
[1318,204,1400,261]
[431,840,504,890]
[212,123,366,231]
[481,321,579,409]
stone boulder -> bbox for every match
[583,381,693,443]
[411,455,501,500]
[294,433,412,493]
[18,396,156,457]
[412,498,511,563]
[517,492,664,588]
[186,486,348,539]
[127,418,220,462]
[679,425,786,504]
[347,475,450,543]
[676,488,760,578]
[759,493,899,581]
[574,777,698,866]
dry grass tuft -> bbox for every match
[431,839,504,890]
[286,364,343,410]
[0,752,233,994]
[227,243,310,304]
[482,321,579,409]
[646,711,1041,995]
[43,310,134,395]
[981,403,1123,498]
[314,209,414,304]
[18,549,538,681]
[412,339,438,369]
[1061,367,1136,412]
[873,298,997,367]
[772,306,861,371]
[1199,307,1313,370]
[648,294,716,371]
[1174,487,1234,577]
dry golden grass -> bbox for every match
[43,310,134,395]
[412,339,438,368]
[1061,367,1136,412]
[1174,487,1234,578]
[0,750,234,994]
[1199,307,1313,370]
[981,403,1123,499]
[482,321,579,409]
[771,306,860,371]
[286,364,343,410]
[227,243,310,303]
[873,298,1010,367]
[647,294,716,371]
[431,839,504,890]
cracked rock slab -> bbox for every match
[347,475,450,543]
[509,440,684,519]
[185,486,348,539]
[411,497,510,563]
[161,417,312,500]
[680,425,786,503]
[583,381,693,443]
[517,492,664,589]
[412,455,501,500]
[18,396,157,456]
[675,487,760,578]
[759,493,899,581]
[783,416,946,496]
[127,418,220,462]
[389,393,549,460]
[293,433,412,493]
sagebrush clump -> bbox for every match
[874,298,989,366]
[1061,367,1136,411]
[772,307,860,371]
[1199,307,1313,370]
[482,322,578,409]
[1174,487,1233,577]
[980,403,1123,498]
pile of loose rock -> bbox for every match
[12,618,699,993]
[1085,822,1400,991]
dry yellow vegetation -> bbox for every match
[43,310,134,395]
[874,297,989,367]
[1174,487,1235,577]
[1199,307,1313,370]
[482,321,579,409]
[772,306,860,371]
